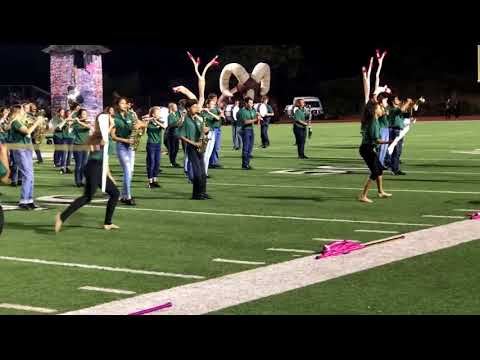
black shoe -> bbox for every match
[242,166,250,170]
[65,168,72,174]
[148,182,155,189]
[191,195,206,200]
[123,198,136,206]
[120,198,127,204]
[215,164,223,169]
[28,203,39,210]
[60,169,65,175]
[201,193,212,199]
[153,182,161,188]
[172,163,181,168]
[158,169,163,173]
[37,161,43,164]
[18,181,22,185]
[396,171,406,175]
[206,175,211,178]
[10,182,17,187]
[18,204,31,210]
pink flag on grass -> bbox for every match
[315,240,365,260]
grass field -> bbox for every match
[0,119,479,315]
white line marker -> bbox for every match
[212,258,266,265]
[422,215,465,219]
[292,255,303,257]
[0,303,57,314]
[0,256,205,280]
[208,182,480,195]
[453,209,480,212]
[68,205,432,227]
[355,230,400,234]
[312,238,350,242]
[79,286,136,295]
[266,248,316,254]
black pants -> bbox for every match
[186,144,206,198]
[166,128,179,165]
[0,205,4,236]
[261,118,270,146]
[293,126,306,157]
[359,144,383,181]
[60,159,120,225]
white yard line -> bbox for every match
[0,256,205,280]
[64,205,432,227]
[79,286,136,295]
[62,219,480,315]
[354,230,400,234]
[453,209,480,212]
[0,303,57,314]
[212,258,266,265]
[312,238,353,242]
[422,215,465,219]
[266,248,316,254]
[208,182,480,195]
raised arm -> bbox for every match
[362,57,373,104]
[374,49,387,93]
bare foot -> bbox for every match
[379,192,392,198]
[54,213,63,233]
[104,224,120,231]
[358,196,373,203]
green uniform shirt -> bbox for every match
[10,118,32,145]
[147,121,163,144]
[209,107,222,129]
[293,108,307,128]
[178,115,203,142]
[62,121,75,140]
[113,111,134,139]
[201,110,217,130]
[387,107,402,128]
[73,121,90,145]
[361,119,380,146]
[89,140,115,161]
[393,112,406,129]
[237,108,257,129]
[168,112,180,127]
[378,114,389,129]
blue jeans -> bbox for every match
[62,138,73,170]
[146,142,161,179]
[241,128,254,168]
[390,128,404,173]
[232,123,242,150]
[116,142,134,200]
[53,134,63,166]
[261,118,270,146]
[73,150,88,185]
[378,127,390,167]
[209,128,222,166]
[12,149,34,204]
[9,150,18,183]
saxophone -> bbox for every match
[129,110,145,151]
[194,114,209,154]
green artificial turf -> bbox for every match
[0,120,478,314]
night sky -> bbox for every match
[0,42,477,105]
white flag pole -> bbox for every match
[98,114,110,193]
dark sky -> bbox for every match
[0,42,477,100]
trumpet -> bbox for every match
[142,115,166,128]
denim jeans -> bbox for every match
[12,149,34,204]
[116,142,134,200]
[62,138,73,170]
[241,128,254,168]
[209,128,222,166]
[73,150,88,185]
[378,127,390,167]
[146,142,161,179]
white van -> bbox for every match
[285,96,325,120]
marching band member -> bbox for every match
[60,109,75,175]
[28,103,44,164]
[237,97,259,170]
[9,105,43,210]
[201,98,220,177]
[207,93,224,169]
[72,109,91,187]
[145,106,168,188]
[358,103,392,203]
[260,95,274,148]
[0,107,11,185]
[55,114,120,232]
[166,102,181,168]
[376,92,390,168]
[51,108,66,168]
[231,99,242,150]
[178,99,210,200]
[292,99,310,159]
[389,97,414,176]
[111,97,146,206]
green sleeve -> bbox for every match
[294,109,303,122]
[11,120,23,132]
[178,124,186,138]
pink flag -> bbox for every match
[315,240,365,260]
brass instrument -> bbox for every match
[194,114,209,154]
[129,110,145,152]
[32,110,49,144]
